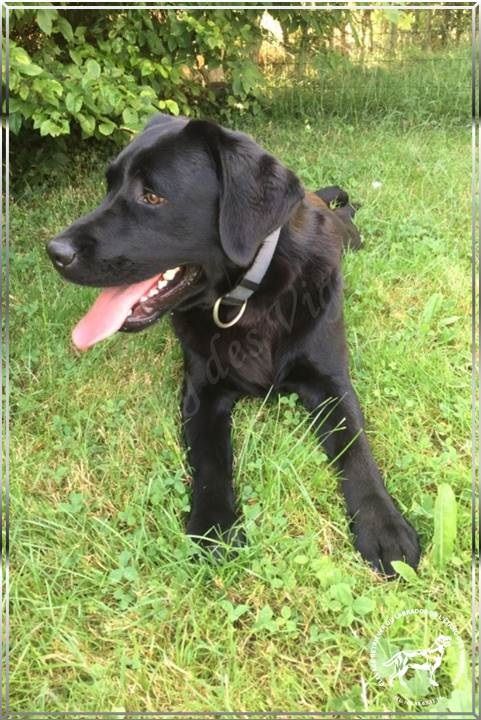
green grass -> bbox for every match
[265,44,470,126]
[9,53,473,713]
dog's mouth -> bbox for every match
[72,265,201,351]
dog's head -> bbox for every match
[47,114,303,350]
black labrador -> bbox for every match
[47,114,420,576]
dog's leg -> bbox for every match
[182,378,242,549]
[282,360,420,575]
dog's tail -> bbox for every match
[315,185,350,209]
[315,185,362,251]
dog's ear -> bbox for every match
[184,119,304,266]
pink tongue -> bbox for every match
[72,274,163,351]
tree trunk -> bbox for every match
[368,10,374,53]
[389,20,398,55]
[424,11,432,51]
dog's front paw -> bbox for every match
[352,494,420,577]
[187,508,245,555]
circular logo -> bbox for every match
[370,608,465,706]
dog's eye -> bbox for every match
[142,192,166,206]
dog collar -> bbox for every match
[212,226,282,329]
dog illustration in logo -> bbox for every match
[383,635,452,687]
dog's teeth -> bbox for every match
[148,288,159,297]
[140,295,148,302]
[127,309,133,316]
[157,280,167,289]
[164,267,179,281]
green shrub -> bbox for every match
[7,8,265,143]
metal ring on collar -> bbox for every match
[212,296,247,329]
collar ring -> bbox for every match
[212,296,247,329]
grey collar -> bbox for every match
[212,226,282,328]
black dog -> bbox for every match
[47,114,420,575]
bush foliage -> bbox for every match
[8,8,269,143]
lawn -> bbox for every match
[8,49,473,713]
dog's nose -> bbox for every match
[47,237,77,268]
